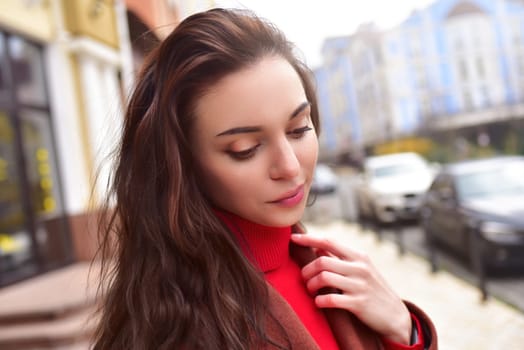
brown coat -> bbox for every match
[261,224,438,350]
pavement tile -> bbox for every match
[0,262,99,350]
[0,262,98,318]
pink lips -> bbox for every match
[270,185,305,207]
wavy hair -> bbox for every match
[93,8,320,350]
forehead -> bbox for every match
[193,56,307,134]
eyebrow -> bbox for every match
[216,101,311,137]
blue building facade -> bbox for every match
[316,36,362,157]
[316,0,524,158]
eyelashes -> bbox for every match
[226,125,313,161]
[288,126,312,139]
[226,144,261,160]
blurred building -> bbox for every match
[315,38,361,162]
[0,0,215,289]
[0,0,134,288]
[317,0,524,160]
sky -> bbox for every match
[216,0,435,68]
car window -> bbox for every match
[371,161,427,178]
[456,163,524,199]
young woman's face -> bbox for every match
[192,56,319,227]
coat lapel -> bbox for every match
[265,285,321,350]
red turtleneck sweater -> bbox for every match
[217,211,423,350]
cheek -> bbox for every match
[198,160,256,205]
[299,136,319,178]
[199,163,229,200]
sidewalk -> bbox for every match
[0,262,98,349]
[305,220,524,350]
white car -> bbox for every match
[355,152,435,224]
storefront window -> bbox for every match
[20,109,69,268]
[8,36,47,107]
[0,32,70,286]
[20,109,63,215]
[0,33,8,103]
[0,112,33,278]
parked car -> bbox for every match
[310,164,338,195]
[355,152,434,224]
[421,156,524,270]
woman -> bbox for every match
[93,8,438,350]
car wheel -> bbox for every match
[371,205,381,225]
[371,203,389,227]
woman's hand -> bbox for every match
[291,233,412,345]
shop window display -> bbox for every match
[0,32,70,286]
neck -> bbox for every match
[214,210,292,272]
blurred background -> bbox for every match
[1,0,524,349]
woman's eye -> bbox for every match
[226,145,260,160]
[288,126,313,139]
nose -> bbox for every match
[269,138,300,180]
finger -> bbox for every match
[314,293,360,311]
[301,255,357,280]
[291,233,365,261]
[315,289,412,342]
[305,270,366,295]
[315,248,331,257]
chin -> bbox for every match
[264,206,306,227]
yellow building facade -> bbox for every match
[0,0,132,286]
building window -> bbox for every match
[476,57,485,79]
[409,32,422,56]
[419,96,431,117]
[458,59,468,81]
[479,86,490,107]
[463,90,473,110]
[517,55,524,76]
[513,21,522,45]
[415,66,427,88]
[0,31,70,286]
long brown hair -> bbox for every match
[93,8,320,349]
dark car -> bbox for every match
[421,156,524,270]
